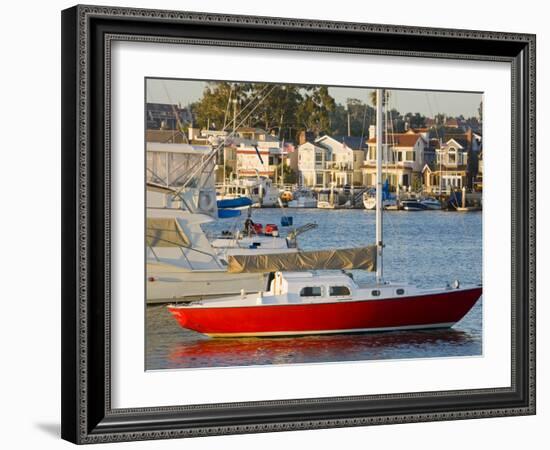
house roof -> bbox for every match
[332,135,368,150]
[298,141,323,151]
[315,141,333,151]
[443,138,467,149]
[367,132,424,148]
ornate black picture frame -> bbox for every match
[61,4,536,444]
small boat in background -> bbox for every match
[288,189,317,208]
[217,176,280,207]
[317,186,350,209]
[362,180,397,210]
[363,193,398,210]
[401,198,428,211]
[420,197,442,210]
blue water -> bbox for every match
[146,209,482,370]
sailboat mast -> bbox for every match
[376,88,384,284]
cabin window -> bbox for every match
[300,286,322,297]
[396,288,405,295]
[329,286,351,296]
[371,289,381,297]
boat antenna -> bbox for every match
[375,88,384,284]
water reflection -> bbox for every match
[161,329,475,369]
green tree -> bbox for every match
[193,82,248,131]
[329,99,374,137]
[246,84,302,140]
[296,86,336,135]
[279,164,297,184]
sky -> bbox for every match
[146,78,482,118]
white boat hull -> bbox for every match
[363,197,397,210]
[287,198,318,208]
[146,262,266,304]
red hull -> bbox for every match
[168,288,482,337]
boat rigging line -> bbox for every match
[173,84,278,193]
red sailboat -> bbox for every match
[167,89,482,337]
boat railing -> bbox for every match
[147,239,224,270]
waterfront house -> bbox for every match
[233,136,284,177]
[333,136,367,186]
[422,128,482,191]
[361,129,427,190]
[297,141,330,187]
[297,135,367,188]
[422,138,469,192]
[315,135,359,187]
[146,102,193,130]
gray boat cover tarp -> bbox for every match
[146,218,189,247]
[227,245,377,273]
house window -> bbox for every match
[315,152,323,164]
[397,152,403,162]
[406,151,415,161]
[300,286,322,297]
[329,286,351,296]
[448,148,456,164]
[316,173,324,186]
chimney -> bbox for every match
[369,125,376,139]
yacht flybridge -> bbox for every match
[146,144,306,304]
[167,89,482,335]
